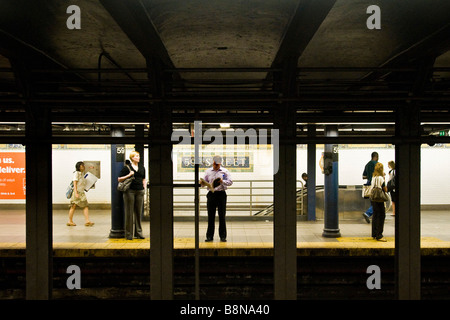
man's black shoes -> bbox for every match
[205,237,227,242]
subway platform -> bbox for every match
[1,209,450,300]
[1,209,449,258]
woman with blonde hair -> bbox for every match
[371,162,388,241]
[118,151,146,240]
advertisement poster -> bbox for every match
[0,152,26,200]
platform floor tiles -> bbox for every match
[0,209,449,250]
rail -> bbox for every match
[144,179,305,217]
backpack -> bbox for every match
[65,181,74,199]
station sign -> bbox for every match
[178,154,253,172]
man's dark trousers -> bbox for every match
[206,191,227,239]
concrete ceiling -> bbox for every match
[0,0,450,126]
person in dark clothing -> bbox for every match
[371,162,388,241]
[201,155,233,242]
[387,161,396,216]
[362,152,379,223]
[118,151,146,240]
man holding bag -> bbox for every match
[362,152,379,223]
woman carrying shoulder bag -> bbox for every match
[67,161,94,227]
[370,162,388,242]
[118,151,146,240]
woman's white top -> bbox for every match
[73,171,86,192]
[371,175,385,189]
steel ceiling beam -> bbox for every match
[100,0,174,70]
[358,23,450,84]
[271,0,337,67]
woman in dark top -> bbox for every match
[387,161,396,217]
[118,151,146,240]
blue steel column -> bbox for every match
[322,126,341,238]
[109,125,125,238]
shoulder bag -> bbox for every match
[362,184,372,198]
[66,181,74,199]
[117,165,134,192]
[370,176,389,202]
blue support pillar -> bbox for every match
[322,126,341,238]
[109,125,125,238]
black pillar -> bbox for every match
[109,125,125,238]
[149,104,173,299]
[394,57,433,299]
[134,124,145,163]
[395,104,421,299]
[322,126,340,238]
[273,104,297,300]
[148,57,174,300]
[307,124,316,221]
[25,103,53,299]
[134,124,146,221]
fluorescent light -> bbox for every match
[353,128,386,132]
[297,122,394,125]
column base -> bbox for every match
[109,229,125,238]
[322,228,341,238]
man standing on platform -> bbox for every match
[202,155,233,242]
[362,151,379,223]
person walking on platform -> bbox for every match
[371,162,388,241]
[118,151,146,240]
[387,161,396,216]
[362,152,378,223]
[67,161,94,227]
[201,155,233,242]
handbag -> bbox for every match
[117,165,134,192]
[362,184,372,198]
[370,187,389,202]
[369,176,389,202]
[65,181,74,199]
